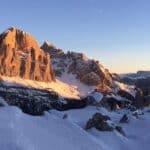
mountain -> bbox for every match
[0,28,149,150]
[0,27,55,82]
[40,41,56,52]
[41,43,115,93]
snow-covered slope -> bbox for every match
[57,71,94,97]
[64,106,150,150]
[1,76,94,99]
[0,105,150,150]
[0,106,104,150]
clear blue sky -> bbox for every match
[0,0,150,73]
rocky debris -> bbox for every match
[128,105,137,112]
[51,98,87,111]
[100,97,120,111]
[117,90,135,101]
[85,113,126,136]
[100,96,130,111]
[0,27,55,82]
[85,113,113,131]
[119,114,129,123]
[132,110,144,119]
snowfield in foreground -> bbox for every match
[0,105,150,150]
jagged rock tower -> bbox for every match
[0,27,55,82]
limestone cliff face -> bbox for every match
[0,27,55,82]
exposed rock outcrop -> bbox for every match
[40,41,56,52]
[117,90,135,101]
[0,27,55,82]
[85,113,113,131]
[41,41,64,57]
[0,81,88,115]
[100,96,130,111]
[41,45,114,93]
[86,112,125,136]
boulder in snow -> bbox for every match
[85,113,113,131]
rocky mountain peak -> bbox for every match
[50,50,113,93]
[40,41,56,52]
[41,41,64,58]
[0,27,55,82]
[0,27,40,51]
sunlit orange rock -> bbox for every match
[0,27,55,82]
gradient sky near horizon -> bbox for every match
[0,0,150,73]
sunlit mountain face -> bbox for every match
[0,26,149,150]
[0,0,150,149]
[0,27,55,82]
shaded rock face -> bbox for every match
[67,52,112,87]
[0,84,59,115]
[51,98,87,111]
[0,81,88,115]
[41,41,64,58]
[44,47,113,92]
[117,90,135,101]
[0,27,55,82]
[100,96,130,111]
